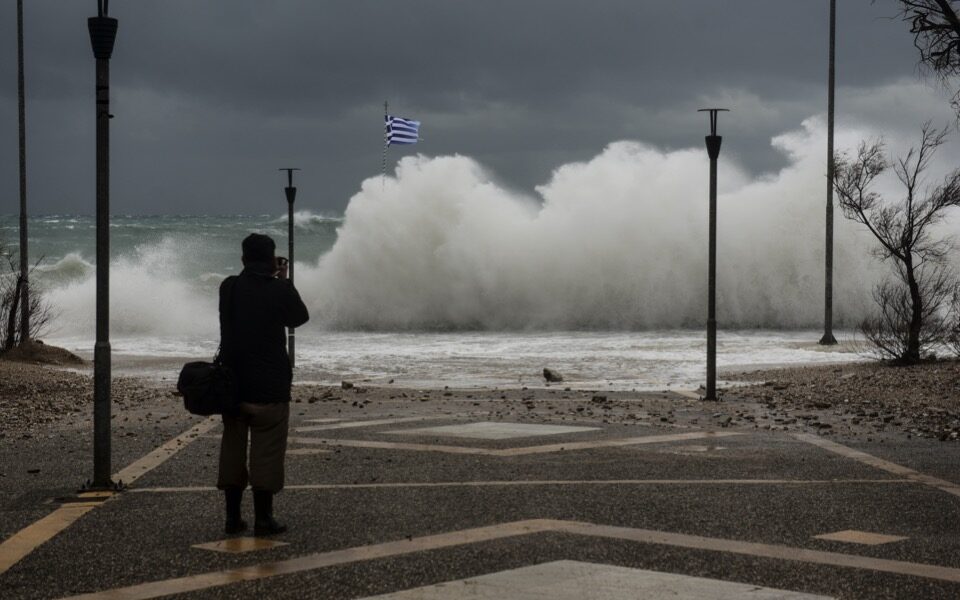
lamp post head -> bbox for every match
[278,167,300,189]
[697,108,729,136]
[88,16,118,60]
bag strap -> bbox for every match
[214,275,239,364]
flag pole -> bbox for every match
[382,100,388,188]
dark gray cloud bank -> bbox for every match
[1,0,957,215]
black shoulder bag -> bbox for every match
[177,277,239,415]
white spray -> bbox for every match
[44,118,959,337]
[298,118,899,330]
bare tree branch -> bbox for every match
[890,0,960,117]
[835,126,960,362]
[0,237,55,350]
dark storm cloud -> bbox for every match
[0,0,953,215]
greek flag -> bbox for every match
[385,115,420,146]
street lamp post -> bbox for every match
[17,0,29,345]
[699,108,729,402]
[820,0,839,345]
[279,168,300,367]
[88,0,117,489]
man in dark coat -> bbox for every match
[218,233,309,535]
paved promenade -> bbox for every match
[1,389,959,599]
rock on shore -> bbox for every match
[543,368,563,383]
[0,360,162,435]
[727,359,960,441]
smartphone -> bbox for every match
[274,256,289,278]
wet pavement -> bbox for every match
[1,391,959,599]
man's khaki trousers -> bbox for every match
[217,401,289,492]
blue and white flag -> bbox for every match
[385,115,420,146]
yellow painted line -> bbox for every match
[128,478,912,494]
[793,433,960,499]
[0,504,97,574]
[290,430,742,456]
[128,486,218,493]
[813,530,908,546]
[0,417,218,576]
[192,537,289,554]
[59,521,554,600]
[558,519,960,583]
[76,492,115,501]
[57,518,960,599]
[113,416,220,486]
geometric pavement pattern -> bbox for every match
[4,412,960,599]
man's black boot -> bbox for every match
[224,487,247,534]
[253,490,287,536]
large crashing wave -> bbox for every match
[46,237,219,338]
[48,117,955,336]
[297,118,890,330]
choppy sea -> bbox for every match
[1,213,864,389]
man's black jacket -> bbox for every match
[219,261,309,404]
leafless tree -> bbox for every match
[833,123,960,362]
[945,287,960,355]
[0,240,52,350]
[893,0,960,116]
[860,265,953,360]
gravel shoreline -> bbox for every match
[0,360,166,436]
[3,356,959,443]
[725,359,960,442]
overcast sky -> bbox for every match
[1,0,957,216]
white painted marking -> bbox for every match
[304,418,342,424]
[290,438,490,455]
[295,415,459,433]
[290,430,743,456]
[794,433,960,498]
[660,444,727,455]
[129,478,911,494]
[362,560,835,599]
[498,431,741,456]
[287,448,331,456]
[386,421,600,440]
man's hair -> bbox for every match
[242,233,276,263]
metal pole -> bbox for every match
[820,0,838,345]
[88,6,117,489]
[17,0,29,345]
[279,168,299,367]
[699,108,728,401]
[382,101,388,187]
